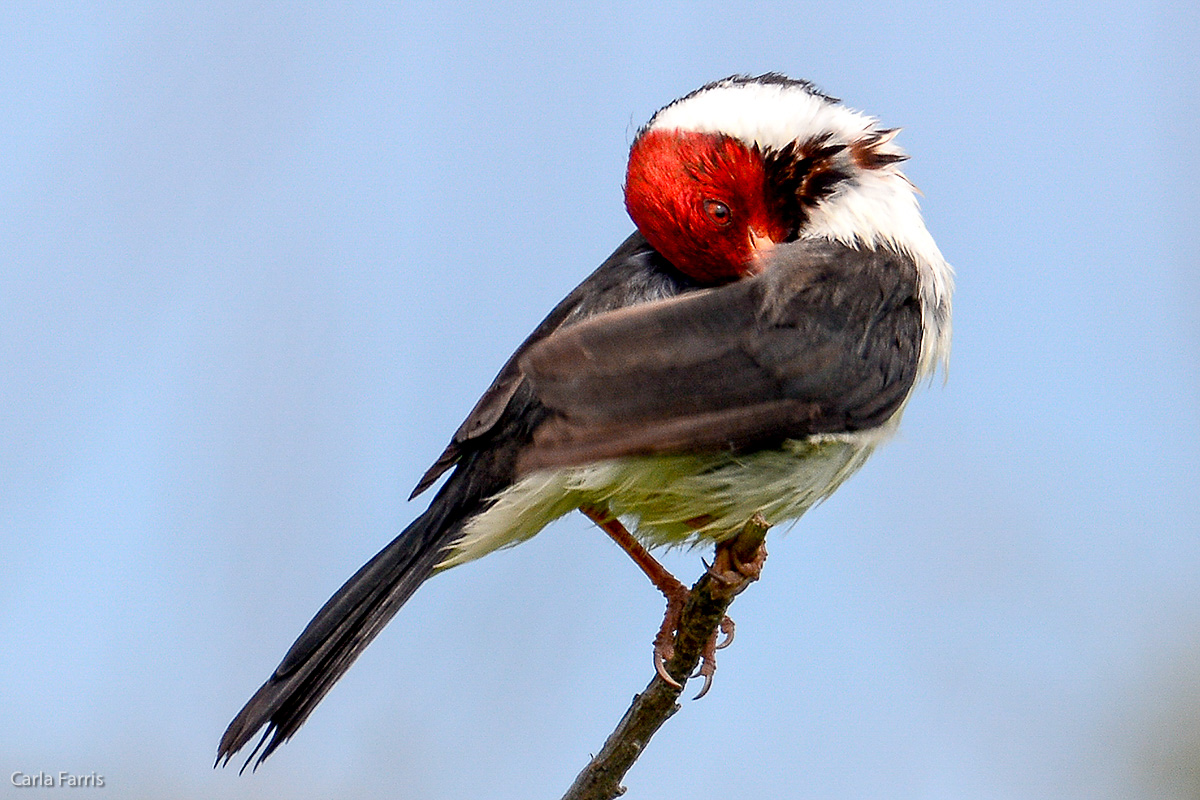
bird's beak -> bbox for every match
[746,229,776,274]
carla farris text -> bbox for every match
[11,772,104,788]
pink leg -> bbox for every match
[580,505,740,693]
[579,505,690,687]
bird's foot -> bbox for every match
[681,525,763,700]
[653,582,737,696]
[580,505,767,698]
[685,515,770,697]
[709,526,769,588]
[686,614,736,699]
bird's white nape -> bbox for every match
[646,75,880,156]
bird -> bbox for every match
[217,73,954,770]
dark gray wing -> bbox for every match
[411,232,699,496]
[517,239,923,472]
[220,233,698,769]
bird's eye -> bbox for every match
[703,199,732,226]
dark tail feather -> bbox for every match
[216,476,476,771]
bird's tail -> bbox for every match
[216,470,481,771]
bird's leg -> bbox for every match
[579,505,686,600]
[579,504,733,691]
[579,505,689,686]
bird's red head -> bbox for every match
[624,129,789,284]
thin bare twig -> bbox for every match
[561,514,770,800]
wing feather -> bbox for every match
[517,239,922,472]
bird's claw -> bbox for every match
[655,650,682,688]
[690,616,727,699]
[651,585,685,687]
[715,615,735,649]
[664,613,733,696]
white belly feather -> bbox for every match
[436,419,899,571]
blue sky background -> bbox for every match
[2,3,1198,798]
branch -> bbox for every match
[561,514,771,800]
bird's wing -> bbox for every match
[411,232,698,496]
[517,238,923,472]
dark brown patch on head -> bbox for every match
[760,135,851,240]
[850,128,909,170]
